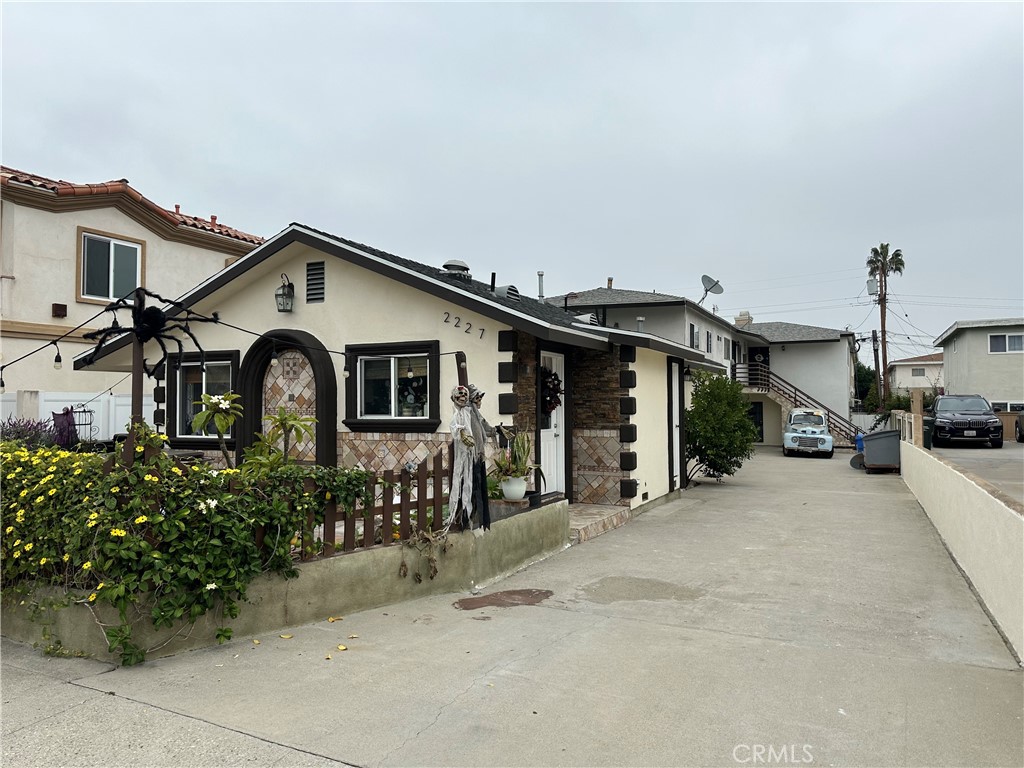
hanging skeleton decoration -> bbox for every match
[82,289,219,378]
[467,384,493,530]
[449,385,475,529]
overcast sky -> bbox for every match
[3,2,1021,365]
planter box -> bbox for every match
[1,501,570,662]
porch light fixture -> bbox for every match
[682,366,692,380]
[275,273,295,313]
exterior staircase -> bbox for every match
[734,363,859,448]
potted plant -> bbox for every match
[491,428,544,500]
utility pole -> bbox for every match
[872,330,882,411]
[878,268,890,404]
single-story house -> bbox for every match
[887,352,943,396]
[76,223,717,508]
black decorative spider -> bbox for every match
[83,288,219,378]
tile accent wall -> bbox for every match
[339,432,450,473]
[263,349,316,463]
[574,428,627,505]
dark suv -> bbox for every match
[930,394,1003,448]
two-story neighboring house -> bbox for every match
[934,318,1024,412]
[0,166,263,438]
[553,287,859,447]
[886,352,943,397]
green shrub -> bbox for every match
[2,420,372,665]
[686,372,759,483]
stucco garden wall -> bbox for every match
[1,501,570,662]
[900,442,1023,660]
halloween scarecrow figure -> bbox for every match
[467,384,493,530]
[449,385,475,528]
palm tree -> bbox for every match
[867,243,905,405]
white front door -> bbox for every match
[539,352,566,496]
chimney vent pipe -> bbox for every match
[607,277,613,289]
[537,271,544,299]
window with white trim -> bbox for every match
[80,230,142,302]
[989,333,1023,353]
[911,367,926,377]
[344,341,440,432]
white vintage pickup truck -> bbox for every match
[783,408,834,458]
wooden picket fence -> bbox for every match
[109,430,455,562]
[287,444,455,560]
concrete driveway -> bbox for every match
[931,439,1024,506]
[3,449,1022,767]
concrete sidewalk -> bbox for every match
[3,449,1022,767]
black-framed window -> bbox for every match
[343,341,440,433]
[80,230,143,302]
[166,351,240,443]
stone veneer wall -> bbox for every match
[514,334,539,435]
[570,346,627,505]
[339,432,450,473]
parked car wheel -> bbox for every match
[991,438,1003,449]
[1015,418,1024,443]
[932,435,945,448]
[783,448,792,457]
[824,449,834,459]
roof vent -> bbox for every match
[576,313,599,325]
[495,285,521,303]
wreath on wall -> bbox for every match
[540,366,564,415]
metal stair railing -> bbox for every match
[733,362,859,446]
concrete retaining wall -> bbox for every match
[900,442,1024,660]
[1,501,569,662]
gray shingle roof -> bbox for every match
[297,224,595,331]
[743,322,848,343]
[548,287,686,307]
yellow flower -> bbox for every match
[86,520,98,528]
[73,468,82,476]
[12,550,20,558]
[82,561,92,570]
[4,526,12,534]
[159,433,169,442]
[97,581,105,589]
[134,515,148,524]
[19,490,27,497]
[16,511,25,523]
[63,553,70,562]
[23,542,33,551]
[171,467,183,476]
[135,445,145,453]
[83,496,89,503]
[34,496,43,504]
[88,512,99,520]
[325,491,332,500]
[13,540,20,547]
[5,473,13,479]
[47,466,56,472]
[88,593,97,602]
[110,528,127,537]
[48,488,56,496]
[39,557,47,565]
[110,487,120,493]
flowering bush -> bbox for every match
[0,416,59,449]
[2,419,372,665]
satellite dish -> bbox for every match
[698,274,724,306]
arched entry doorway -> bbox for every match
[238,330,337,467]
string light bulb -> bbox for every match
[406,362,414,379]
[271,347,281,371]
[52,343,62,370]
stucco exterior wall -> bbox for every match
[1,199,242,401]
[941,326,1024,404]
[166,243,514,438]
[900,442,1024,659]
[603,305,737,367]
[889,362,943,393]
[746,394,785,446]
[769,340,852,417]
[630,348,669,507]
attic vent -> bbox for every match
[575,313,599,325]
[495,285,521,303]
[306,261,325,303]
[442,259,472,281]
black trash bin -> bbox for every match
[922,416,934,450]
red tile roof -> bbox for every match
[0,166,264,246]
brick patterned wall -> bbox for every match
[514,334,538,434]
[339,432,449,472]
[573,428,626,505]
[570,346,625,428]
